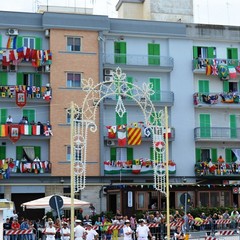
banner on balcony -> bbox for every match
[128,128,142,145]
[9,124,21,143]
[16,91,27,108]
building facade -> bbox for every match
[0,11,240,219]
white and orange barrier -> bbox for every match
[5,229,33,235]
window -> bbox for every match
[148,43,160,65]
[66,107,82,124]
[149,78,161,101]
[225,149,238,163]
[193,46,216,60]
[136,191,158,210]
[23,37,35,49]
[199,191,230,207]
[0,72,8,85]
[195,148,217,163]
[114,41,126,64]
[0,109,7,124]
[17,37,42,50]
[199,114,211,138]
[223,81,239,93]
[227,48,238,66]
[198,80,209,94]
[22,109,35,123]
[230,115,237,138]
[0,146,6,159]
[110,147,133,162]
[66,146,71,161]
[67,73,81,87]
[67,37,81,51]
[16,146,41,161]
[66,145,81,161]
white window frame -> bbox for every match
[66,72,81,88]
[67,37,81,52]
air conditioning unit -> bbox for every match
[45,65,50,72]
[104,76,113,82]
[104,69,113,76]
[7,29,18,36]
[107,140,115,146]
[45,29,50,37]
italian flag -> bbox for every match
[20,125,32,135]
[32,125,40,135]
[0,125,9,137]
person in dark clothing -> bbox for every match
[3,218,12,240]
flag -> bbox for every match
[236,66,240,73]
[218,65,229,80]
[211,65,218,75]
[144,127,151,137]
[205,64,212,75]
[32,125,40,135]
[20,125,32,135]
[0,125,9,137]
[117,125,127,147]
[9,125,21,143]
[127,128,142,145]
[106,126,117,139]
[228,66,237,79]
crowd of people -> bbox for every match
[3,206,240,240]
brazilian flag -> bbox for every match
[218,64,229,80]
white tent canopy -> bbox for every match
[21,195,90,209]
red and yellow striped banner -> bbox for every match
[127,128,142,145]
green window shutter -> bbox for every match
[16,146,23,160]
[110,148,117,161]
[148,43,160,65]
[211,148,217,163]
[126,77,133,99]
[127,148,133,161]
[16,36,23,48]
[207,47,215,58]
[23,109,35,123]
[150,78,161,101]
[0,146,6,159]
[223,81,229,92]
[198,80,209,94]
[34,74,42,87]
[116,112,127,125]
[193,46,198,58]
[0,35,2,49]
[114,42,126,64]
[200,114,211,138]
[150,147,154,161]
[34,146,41,159]
[0,72,8,85]
[0,109,7,124]
[35,37,42,50]
[230,115,237,138]
[227,48,238,60]
[17,73,24,85]
[225,148,234,163]
[195,148,201,162]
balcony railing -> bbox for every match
[0,158,51,179]
[195,161,239,177]
[103,91,174,106]
[103,53,174,69]
[0,85,52,102]
[193,92,240,106]
[193,57,240,71]
[194,127,240,141]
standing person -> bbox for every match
[11,219,20,240]
[94,216,103,240]
[85,223,99,240]
[130,214,137,240]
[136,219,152,240]
[45,220,56,240]
[77,209,84,222]
[173,226,185,240]
[123,220,133,240]
[3,218,12,240]
[74,219,86,240]
[6,115,13,123]
[60,222,70,240]
[20,218,30,240]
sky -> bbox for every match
[1,0,240,26]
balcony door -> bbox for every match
[149,78,161,101]
[114,41,126,64]
[230,115,237,138]
[148,43,160,65]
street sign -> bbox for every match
[49,195,63,210]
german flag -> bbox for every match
[0,125,9,137]
[127,128,142,145]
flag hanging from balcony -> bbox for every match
[205,64,212,75]
[218,65,229,80]
[127,128,142,145]
[20,125,32,135]
[117,125,127,147]
[32,125,41,135]
[228,66,237,79]
[9,124,21,143]
[16,90,27,108]
[106,125,117,139]
[0,125,9,137]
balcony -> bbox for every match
[103,54,174,72]
[0,158,51,179]
[103,91,174,107]
[192,57,240,72]
[104,127,175,143]
[195,161,239,177]
[194,127,240,142]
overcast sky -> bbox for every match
[1,0,240,26]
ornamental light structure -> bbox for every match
[69,67,170,239]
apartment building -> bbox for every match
[0,10,239,218]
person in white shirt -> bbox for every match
[123,220,133,240]
[85,223,99,240]
[60,222,70,240]
[45,221,56,240]
[74,219,86,240]
[6,115,13,124]
[136,219,152,240]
